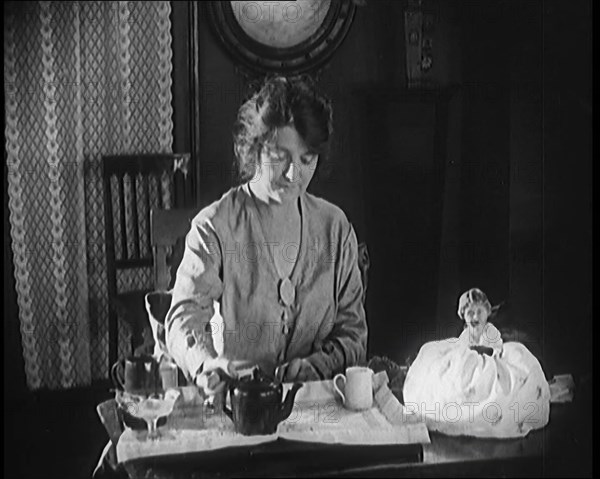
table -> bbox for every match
[119,379,592,478]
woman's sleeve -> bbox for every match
[304,225,368,378]
[165,217,223,380]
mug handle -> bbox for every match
[333,374,346,405]
[110,359,125,390]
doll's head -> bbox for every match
[458,288,492,343]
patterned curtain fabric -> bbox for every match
[4,1,174,389]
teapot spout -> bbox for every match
[279,382,303,422]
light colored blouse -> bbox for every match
[165,183,367,380]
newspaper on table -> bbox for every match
[117,371,430,463]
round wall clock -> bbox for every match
[206,0,357,76]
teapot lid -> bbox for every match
[233,366,281,391]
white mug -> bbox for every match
[333,366,373,411]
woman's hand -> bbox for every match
[275,358,320,382]
[195,356,230,396]
[195,357,257,395]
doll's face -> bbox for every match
[463,304,489,327]
[463,304,489,343]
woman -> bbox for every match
[166,76,368,393]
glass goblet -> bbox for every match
[129,389,180,441]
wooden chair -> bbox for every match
[133,208,198,358]
[102,153,192,370]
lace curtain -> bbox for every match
[4,1,174,389]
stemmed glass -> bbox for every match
[117,389,180,441]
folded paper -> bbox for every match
[549,374,574,403]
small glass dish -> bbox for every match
[116,389,180,439]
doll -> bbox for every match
[402,287,550,438]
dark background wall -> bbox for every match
[170,0,591,378]
[5,1,591,398]
[537,1,592,377]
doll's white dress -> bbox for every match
[403,323,550,438]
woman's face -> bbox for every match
[252,125,319,205]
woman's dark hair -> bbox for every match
[232,75,333,183]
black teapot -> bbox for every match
[223,367,302,436]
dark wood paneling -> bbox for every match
[172,1,191,155]
[458,2,511,303]
[508,1,544,367]
[355,89,452,360]
[540,0,592,377]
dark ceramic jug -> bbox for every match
[111,355,164,430]
[110,355,160,395]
